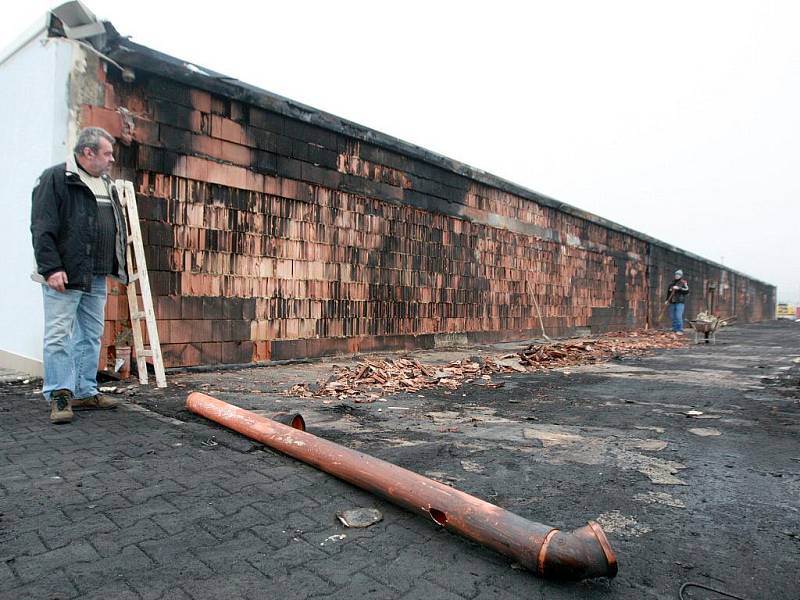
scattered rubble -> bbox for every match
[460,460,485,473]
[695,311,737,328]
[634,425,666,433]
[320,534,347,546]
[633,491,686,509]
[596,511,652,537]
[511,330,687,371]
[287,356,479,400]
[336,508,383,528]
[688,428,722,437]
[287,330,688,400]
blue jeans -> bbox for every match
[41,276,107,401]
[668,302,685,332]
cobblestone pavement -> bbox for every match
[2,381,568,600]
[1,321,799,599]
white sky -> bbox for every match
[3,1,798,302]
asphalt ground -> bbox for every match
[1,320,799,599]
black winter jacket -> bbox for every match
[30,158,128,291]
[666,278,689,304]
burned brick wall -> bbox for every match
[79,64,775,368]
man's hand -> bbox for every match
[672,285,680,291]
[46,271,68,292]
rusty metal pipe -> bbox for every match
[186,392,617,581]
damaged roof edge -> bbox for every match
[98,33,770,288]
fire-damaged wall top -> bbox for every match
[44,2,770,288]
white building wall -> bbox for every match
[0,33,75,375]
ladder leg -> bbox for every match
[126,275,149,385]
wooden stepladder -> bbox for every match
[115,179,167,388]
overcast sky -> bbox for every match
[3,1,798,302]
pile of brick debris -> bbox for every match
[287,330,687,401]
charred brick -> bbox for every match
[249,108,284,133]
[159,124,191,153]
[150,99,195,130]
[202,297,224,320]
[276,156,302,180]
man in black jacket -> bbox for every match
[666,269,689,333]
[31,127,128,424]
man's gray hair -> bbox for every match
[73,127,115,155]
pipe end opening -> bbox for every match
[586,520,618,577]
[537,522,618,580]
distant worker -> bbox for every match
[666,269,689,334]
[30,127,129,424]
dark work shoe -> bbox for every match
[72,393,120,410]
[50,390,74,424]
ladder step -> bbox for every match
[138,349,154,357]
[131,311,146,320]
[128,272,140,283]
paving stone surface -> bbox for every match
[1,321,799,599]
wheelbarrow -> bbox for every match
[688,315,736,344]
[689,319,719,344]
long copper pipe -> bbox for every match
[186,392,617,581]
